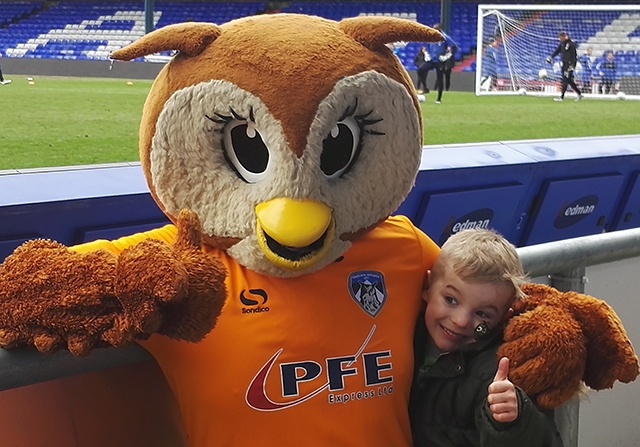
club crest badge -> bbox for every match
[348,271,387,317]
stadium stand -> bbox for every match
[0,1,475,67]
[0,1,42,27]
[0,0,638,77]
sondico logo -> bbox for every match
[240,289,270,314]
[245,325,394,411]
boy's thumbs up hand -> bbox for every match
[487,357,519,423]
[494,356,510,382]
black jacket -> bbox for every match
[551,39,578,69]
[410,319,564,447]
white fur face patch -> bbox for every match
[151,80,292,239]
[150,73,421,277]
[305,71,422,236]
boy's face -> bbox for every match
[423,261,513,352]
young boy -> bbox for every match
[410,228,564,446]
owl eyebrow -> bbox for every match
[339,98,386,136]
[205,106,256,124]
[354,109,384,127]
[339,98,359,122]
[229,107,245,121]
[205,112,231,125]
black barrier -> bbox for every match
[0,343,152,392]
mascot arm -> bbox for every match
[498,283,639,410]
[0,210,227,356]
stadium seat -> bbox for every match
[0,1,476,70]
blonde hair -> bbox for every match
[433,228,527,300]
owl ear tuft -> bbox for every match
[338,16,442,50]
[110,22,221,61]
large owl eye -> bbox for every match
[321,116,361,179]
[223,119,270,183]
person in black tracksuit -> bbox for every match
[435,45,456,92]
[417,23,458,103]
[414,46,428,92]
[0,53,12,85]
[547,31,582,101]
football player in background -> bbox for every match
[547,30,583,102]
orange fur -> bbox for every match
[499,283,639,409]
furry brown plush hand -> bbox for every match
[0,239,120,356]
[498,283,639,409]
[146,210,227,343]
[0,210,226,356]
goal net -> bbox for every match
[476,4,640,100]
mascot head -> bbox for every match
[111,14,441,277]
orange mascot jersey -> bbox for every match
[78,215,439,447]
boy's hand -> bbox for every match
[487,357,519,423]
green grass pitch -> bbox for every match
[1,75,639,170]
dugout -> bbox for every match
[398,135,640,247]
[395,143,538,246]
[0,163,169,261]
[508,135,640,245]
[3,135,640,259]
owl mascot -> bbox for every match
[0,14,637,447]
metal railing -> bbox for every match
[1,227,640,445]
[518,227,640,447]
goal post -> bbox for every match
[476,4,640,100]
